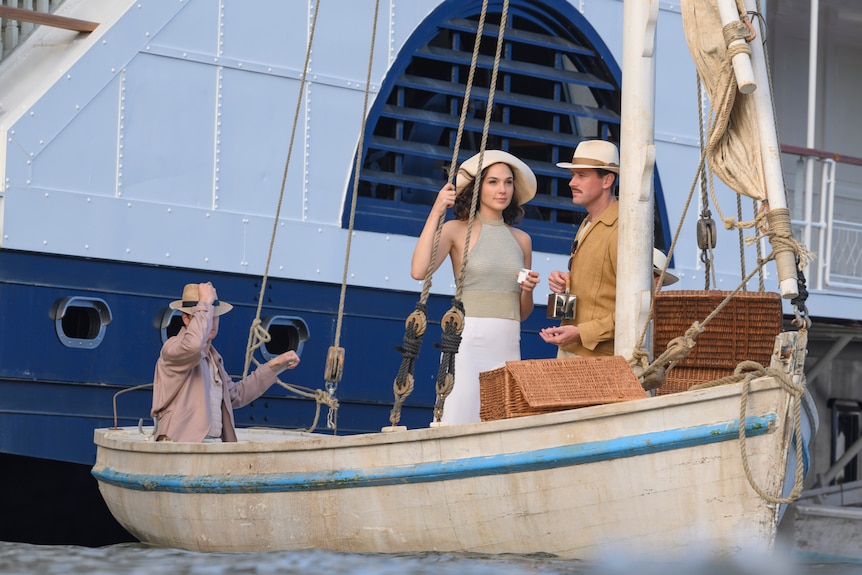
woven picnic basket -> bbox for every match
[479,355,646,421]
[653,290,783,395]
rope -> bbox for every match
[696,74,722,290]
[791,258,812,329]
[389,0,493,426]
[238,0,381,433]
[433,0,510,422]
[635,2,812,384]
[689,360,806,504]
[389,304,425,426]
[322,0,382,425]
[224,0,340,434]
[242,0,321,379]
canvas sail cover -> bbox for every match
[680,0,767,202]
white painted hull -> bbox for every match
[93,376,806,559]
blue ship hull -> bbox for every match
[0,249,553,467]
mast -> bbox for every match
[743,0,799,299]
[615,0,659,359]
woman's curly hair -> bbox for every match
[452,164,525,224]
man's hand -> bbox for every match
[539,324,580,347]
[547,270,569,294]
[198,282,217,305]
[268,350,300,374]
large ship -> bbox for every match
[1,0,860,548]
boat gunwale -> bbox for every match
[93,375,787,455]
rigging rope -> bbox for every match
[242,0,322,381]
[389,0,491,427]
[238,0,334,434]
[689,360,806,504]
[634,0,814,387]
[322,0,382,431]
[239,0,381,432]
[390,0,506,426]
[433,0,510,424]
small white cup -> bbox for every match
[517,268,531,284]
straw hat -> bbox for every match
[652,249,680,286]
[169,283,234,316]
[455,150,537,205]
[556,140,620,173]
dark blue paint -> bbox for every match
[0,250,555,466]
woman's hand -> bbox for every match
[518,270,539,293]
[431,183,457,217]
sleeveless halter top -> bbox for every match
[460,214,524,320]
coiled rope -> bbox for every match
[690,360,806,504]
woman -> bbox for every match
[411,150,538,424]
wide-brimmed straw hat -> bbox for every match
[652,249,680,286]
[169,283,234,316]
[455,150,537,206]
[556,140,620,174]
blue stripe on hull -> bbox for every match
[92,414,775,493]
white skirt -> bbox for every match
[440,317,521,425]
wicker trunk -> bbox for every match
[653,290,783,395]
[479,356,646,421]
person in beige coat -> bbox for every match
[151,282,299,442]
[540,140,621,357]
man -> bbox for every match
[540,140,620,357]
[151,282,299,442]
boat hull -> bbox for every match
[93,377,804,558]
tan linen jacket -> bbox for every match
[150,301,277,442]
[560,200,619,356]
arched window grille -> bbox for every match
[347,0,669,254]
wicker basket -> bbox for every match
[479,356,646,421]
[653,290,782,395]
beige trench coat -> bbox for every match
[150,301,277,442]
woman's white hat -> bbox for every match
[456,150,537,205]
[556,140,620,174]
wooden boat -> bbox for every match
[91,0,818,558]
[93,369,811,557]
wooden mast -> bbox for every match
[615,0,659,359]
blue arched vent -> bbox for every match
[347,0,669,254]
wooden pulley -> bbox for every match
[405,309,427,336]
[697,216,717,250]
[441,307,464,333]
[324,346,344,384]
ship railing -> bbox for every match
[0,0,96,63]
[782,143,862,291]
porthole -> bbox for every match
[159,308,186,343]
[258,316,310,361]
[51,297,112,349]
